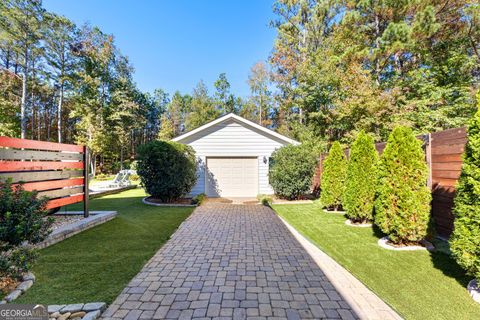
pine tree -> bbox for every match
[320,141,348,211]
[375,127,432,244]
[450,93,480,282]
[344,131,379,223]
[185,81,219,131]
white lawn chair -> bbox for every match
[92,170,132,190]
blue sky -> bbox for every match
[43,0,278,98]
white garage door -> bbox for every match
[206,157,258,197]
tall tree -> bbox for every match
[214,72,234,114]
[248,61,272,126]
[0,0,45,138]
[43,13,76,143]
[270,0,479,143]
[185,81,219,131]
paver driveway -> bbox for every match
[102,204,356,320]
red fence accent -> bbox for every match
[0,137,89,217]
[0,137,84,152]
[313,127,468,238]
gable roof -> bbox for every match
[171,113,299,145]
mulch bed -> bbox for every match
[0,276,19,296]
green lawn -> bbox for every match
[273,203,480,320]
[16,188,193,305]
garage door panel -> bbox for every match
[206,157,258,197]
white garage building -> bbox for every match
[172,113,299,198]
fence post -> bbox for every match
[83,146,90,218]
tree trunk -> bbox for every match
[58,83,64,143]
[20,49,28,139]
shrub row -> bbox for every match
[320,127,431,245]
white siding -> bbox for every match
[189,156,205,196]
[258,156,274,194]
[182,118,289,196]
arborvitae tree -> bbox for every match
[320,141,348,210]
[375,127,432,244]
[344,131,379,223]
[450,95,480,282]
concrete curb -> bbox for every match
[37,211,117,249]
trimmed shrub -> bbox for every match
[344,131,379,223]
[374,126,432,244]
[0,180,52,278]
[450,98,480,282]
[137,141,197,202]
[320,141,348,210]
[269,144,318,200]
[257,194,273,206]
[191,193,206,206]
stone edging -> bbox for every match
[48,302,106,320]
[468,279,480,304]
[378,236,434,252]
[345,219,373,227]
[277,214,403,320]
[142,197,196,207]
[37,211,117,249]
[0,272,35,304]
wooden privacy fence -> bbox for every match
[313,127,467,238]
[0,137,89,217]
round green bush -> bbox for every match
[450,96,480,282]
[374,126,432,244]
[269,144,318,200]
[137,141,197,202]
[320,141,348,210]
[344,131,379,223]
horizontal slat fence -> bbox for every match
[0,137,89,217]
[430,127,466,238]
[312,127,467,238]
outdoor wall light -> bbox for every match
[263,156,267,164]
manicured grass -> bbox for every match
[273,203,480,320]
[16,188,193,305]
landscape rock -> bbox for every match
[57,312,70,320]
[468,279,480,304]
[4,289,22,302]
[48,305,65,313]
[70,311,86,318]
[17,280,33,292]
[23,272,35,282]
[60,304,84,313]
[82,310,101,320]
[50,311,60,318]
[83,302,106,312]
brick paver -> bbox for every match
[102,204,357,320]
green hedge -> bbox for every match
[450,94,480,282]
[374,126,431,244]
[137,141,197,202]
[343,131,379,223]
[320,141,348,210]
